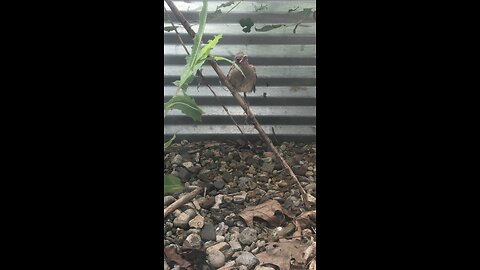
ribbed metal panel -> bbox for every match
[164,0,316,142]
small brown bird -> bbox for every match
[227,52,257,105]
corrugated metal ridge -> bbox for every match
[164,0,316,142]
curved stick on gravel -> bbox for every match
[164,186,204,218]
[164,0,311,210]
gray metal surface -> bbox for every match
[164,0,316,142]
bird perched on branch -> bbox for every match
[227,52,257,106]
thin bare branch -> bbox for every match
[164,186,203,218]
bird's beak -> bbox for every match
[239,55,247,63]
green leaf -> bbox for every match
[189,0,209,70]
[239,18,254,33]
[255,24,285,32]
[254,4,268,12]
[197,34,223,64]
[288,6,299,13]
[217,1,234,9]
[164,134,176,149]
[164,26,178,32]
[164,175,183,194]
[164,95,203,122]
[211,56,246,78]
[208,9,222,20]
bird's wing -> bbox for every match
[227,64,235,79]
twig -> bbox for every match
[164,0,311,210]
[271,127,279,144]
[164,186,203,218]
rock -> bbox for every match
[216,235,225,242]
[188,215,205,229]
[235,251,259,270]
[216,222,229,236]
[254,266,275,270]
[211,194,224,209]
[200,223,216,241]
[305,183,316,191]
[260,162,274,173]
[164,196,175,206]
[305,171,314,177]
[229,240,242,251]
[211,209,226,223]
[213,179,226,189]
[199,196,215,209]
[173,209,196,229]
[233,192,247,204]
[183,233,202,249]
[238,228,258,245]
[207,249,225,268]
[175,167,191,181]
[182,161,193,169]
[206,242,230,253]
[172,154,183,164]
[198,169,213,181]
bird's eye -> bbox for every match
[236,58,241,62]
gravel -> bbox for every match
[164,140,316,269]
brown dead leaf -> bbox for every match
[256,239,309,270]
[164,246,192,270]
[239,200,295,227]
[293,210,316,237]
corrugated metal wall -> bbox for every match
[164,0,316,142]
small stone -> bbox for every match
[211,194,224,209]
[213,179,226,189]
[199,196,215,209]
[183,233,202,249]
[305,183,316,191]
[207,249,225,268]
[180,139,188,146]
[188,215,205,229]
[263,152,274,158]
[216,222,229,236]
[182,161,193,169]
[260,162,274,173]
[235,251,259,270]
[216,235,225,242]
[173,209,197,229]
[233,192,247,204]
[305,171,314,177]
[254,266,275,270]
[238,228,258,245]
[256,240,265,248]
[206,242,230,253]
[229,240,242,251]
[280,144,287,151]
[164,196,175,206]
[278,180,288,188]
[172,154,183,165]
[200,223,216,241]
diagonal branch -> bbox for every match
[164,0,311,210]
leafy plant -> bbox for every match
[164,0,211,195]
[164,0,231,195]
